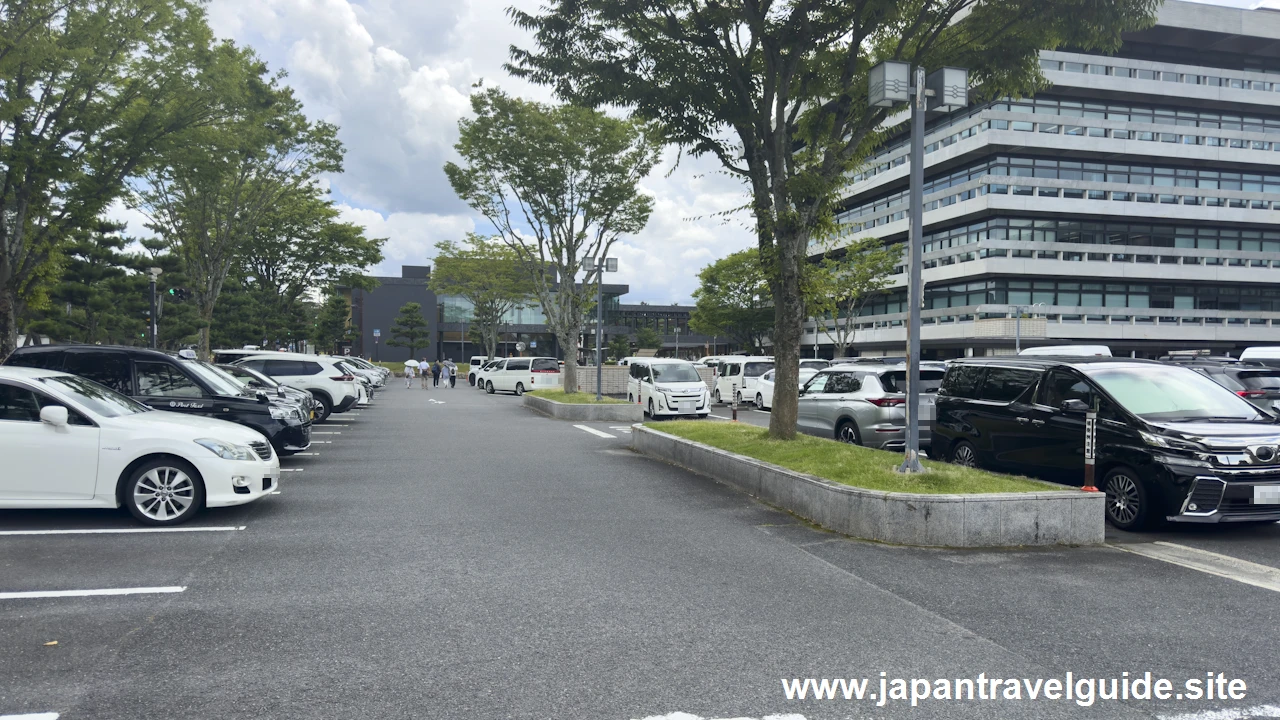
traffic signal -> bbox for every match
[167,287,189,301]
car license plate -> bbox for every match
[678,401,695,413]
[1253,486,1280,504]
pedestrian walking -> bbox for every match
[449,362,457,388]
[404,360,418,389]
[431,360,442,388]
[420,357,430,389]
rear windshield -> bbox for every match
[1236,371,1280,391]
[879,370,946,394]
[744,362,773,377]
[652,363,701,383]
[532,359,559,372]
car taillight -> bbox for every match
[1238,390,1266,398]
[867,397,905,407]
[331,374,355,381]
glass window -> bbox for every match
[978,368,1041,403]
[1086,365,1262,421]
[62,351,131,394]
[825,373,859,394]
[879,370,945,394]
[506,359,531,371]
[802,373,829,394]
[744,362,773,378]
[135,361,204,398]
[1039,370,1096,409]
[39,375,150,418]
[0,383,41,422]
[651,363,701,383]
[940,365,984,399]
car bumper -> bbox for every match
[334,394,359,413]
[1162,467,1280,523]
[277,422,312,454]
[194,456,280,508]
[653,393,711,416]
[864,423,933,451]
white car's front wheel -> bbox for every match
[123,459,205,526]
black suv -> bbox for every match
[933,357,1280,530]
[5,345,311,456]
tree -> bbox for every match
[809,237,902,358]
[689,250,773,355]
[387,302,431,359]
[136,43,344,359]
[634,326,662,350]
[0,0,229,359]
[508,0,1158,437]
[444,86,661,394]
[241,185,385,328]
[311,294,353,354]
[608,335,631,361]
[429,234,535,361]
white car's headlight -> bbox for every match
[655,385,675,393]
[195,438,256,461]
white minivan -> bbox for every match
[627,359,711,418]
[713,356,774,405]
[485,357,562,395]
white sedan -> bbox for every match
[0,367,279,525]
[753,367,819,410]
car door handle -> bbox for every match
[1016,417,1030,425]
[1031,419,1046,427]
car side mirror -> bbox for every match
[40,405,69,427]
[1060,399,1090,414]
[256,391,270,404]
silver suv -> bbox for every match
[795,365,945,450]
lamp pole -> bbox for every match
[1014,302,1045,354]
[869,61,968,474]
[586,256,618,401]
[148,267,162,349]
[674,326,680,359]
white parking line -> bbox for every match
[1113,541,1280,594]
[289,452,320,456]
[312,432,341,435]
[0,586,186,600]
[0,713,59,719]
[324,424,350,427]
[0,526,243,536]
[573,424,617,439]
[280,468,303,473]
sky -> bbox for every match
[179,0,757,305]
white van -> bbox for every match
[467,355,491,385]
[1018,345,1112,357]
[485,356,562,395]
[713,356,774,404]
[1240,347,1280,368]
[627,359,711,418]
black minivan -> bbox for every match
[5,345,311,456]
[933,357,1280,529]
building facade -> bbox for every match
[809,0,1280,359]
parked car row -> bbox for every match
[471,356,563,395]
[0,345,388,527]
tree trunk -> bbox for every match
[0,277,16,362]
[560,330,579,393]
[767,227,809,440]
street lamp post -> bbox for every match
[674,326,680,359]
[584,256,618,401]
[147,267,162,349]
[869,61,968,474]
[1013,303,1046,354]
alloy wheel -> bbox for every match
[1105,473,1141,527]
[133,467,196,522]
[953,443,977,468]
[837,422,859,445]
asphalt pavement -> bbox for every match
[1,382,1278,720]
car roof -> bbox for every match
[947,356,1165,370]
[0,366,65,380]
[9,343,184,361]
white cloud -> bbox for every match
[204,0,753,301]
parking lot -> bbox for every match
[3,381,1280,719]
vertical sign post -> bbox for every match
[1083,401,1100,492]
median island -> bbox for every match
[654,421,1052,494]
[525,390,626,404]
[634,421,1103,547]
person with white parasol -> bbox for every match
[403,358,419,388]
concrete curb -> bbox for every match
[524,394,644,422]
[630,424,1105,547]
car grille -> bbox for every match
[1184,478,1225,514]
[249,441,272,461]
[1218,498,1280,516]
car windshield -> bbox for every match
[1085,365,1264,421]
[652,364,702,382]
[221,364,280,389]
[184,361,251,397]
[39,375,150,417]
[744,362,773,377]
